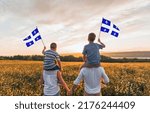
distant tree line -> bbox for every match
[0,55,150,62]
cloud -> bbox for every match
[0,0,150,55]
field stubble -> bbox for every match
[0,60,149,96]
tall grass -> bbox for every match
[0,60,149,96]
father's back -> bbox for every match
[74,67,109,94]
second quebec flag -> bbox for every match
[100,18,120,37]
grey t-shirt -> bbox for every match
[82,43,103,64]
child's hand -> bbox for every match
[101,83,107,88]
[42,46,46,54]
[98,38,105,48]
[98,38,101,43]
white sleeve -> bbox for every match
[102,68,109,84]
[74,69,84,85]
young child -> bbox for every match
[40,43,70,96]
[82,33,105,68]
[71,67,109,96]
[42,43,61,71]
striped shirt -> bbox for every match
[43,50,60,70]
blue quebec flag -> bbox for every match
[23,27,42,47]
[100,18,120,37]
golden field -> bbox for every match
[0,60,149,96]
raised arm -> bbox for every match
[42,46,46,54]
[98,38,105,48]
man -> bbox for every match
[71,67,109,96]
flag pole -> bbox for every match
[98,18,103,40]
[36,26,46,47]
[41,38,46,47]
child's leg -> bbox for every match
[80,62,88,70]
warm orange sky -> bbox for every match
[0,0,150,56]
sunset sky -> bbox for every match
[0,0,150,56]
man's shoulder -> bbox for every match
[82,67,103,71]
[80,67,98,75]
[81,67,91,72]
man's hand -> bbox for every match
[44,46,46,50]
[67,90,71,96]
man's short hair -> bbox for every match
[88,33,96,42]
[50,43,57,49]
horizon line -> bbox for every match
[0,50,150,57]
